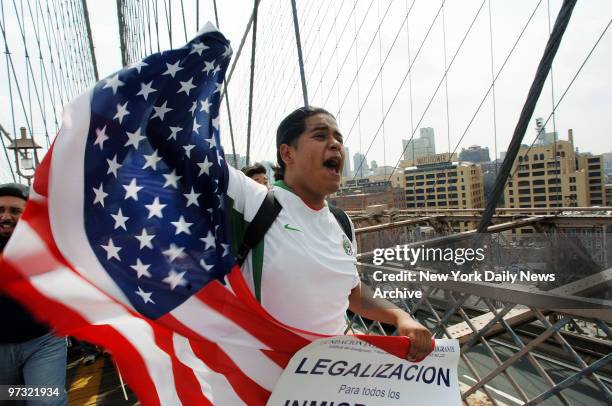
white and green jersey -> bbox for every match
[226,167,359,335]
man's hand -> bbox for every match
[395,315,432,362]
[348,284,433,361]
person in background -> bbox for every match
[242,162,269,187]
[0,183,67,405]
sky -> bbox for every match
[1,0,611,182]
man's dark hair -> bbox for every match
[275,106,335,181]
[242,163,267,178]
[0,183,29,201]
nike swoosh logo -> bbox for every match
[284,224,302,232]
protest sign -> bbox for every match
[268,336,461,405]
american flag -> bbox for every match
[0,24,410,405]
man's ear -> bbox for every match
[279,144,294,167]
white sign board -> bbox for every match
[268,336,461,406]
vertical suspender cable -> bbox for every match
[212,0,238,169]
[0,125,16,182]
[442,3,451,155]
[477,0,577,233]
[180,0,187,42]
[353,2,363,177]
[81,0,99,80]
[213,0,220,30]
[116,0,128,66]
[290,0,308,107]
[246,0,259,166]
[405,0,415,163]
[377,0,387,173]
[487,0,499,176]
[547,0,561,205]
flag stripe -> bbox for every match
[189,337,271,405]
[1,261,163,406]
[218,342,283,391]
[153,328,213,406]
[167,291,270,349]
[173,334,247,406]
[195,279,312,350]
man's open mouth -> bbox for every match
[323,157,341,175]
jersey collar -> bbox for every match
[273,180,327,211]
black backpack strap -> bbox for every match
[235,190,282,267]
[329,204,353,242]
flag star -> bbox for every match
[178,77,196,96]
[217,152,224,166]
[203,60,215,74]
[189,101,197,116]
[163,269,187,290]
[193,117,201,134]
[136,81,157,100]
[93,182,108,207]
[92,182,108,207]
[171,216,193,235]
[168,126,182,140]
[123,178,143,201]
[94,126,109,149]
[200,231,215,250]
[111,208,129,230]
[125,128,145,149]
[113,102,130,124]
[212,65,221,75]
[106,154,122,177]
[135,286,155,304]
[197,157,213,177]
[145,197,166,219]
[101,238,122,261]
[163,244,185,262]
[212,115,220,130]
[103,74,124,94]
[200,98,211,113]
[163,60,183,78]
[162,169,182,188]
[129,60,148,73]
[130,258,152,278]
[205,136,217,149]
[222,45,232,58]
[151,101,172,121]
[135,228,155,249]
[213,82,223,94]
[221,243,231,257]
[183,187,201,207]
[190,41,209,56]
[183,144,195,158]
[143,149,162,170]
[199,259,214,272]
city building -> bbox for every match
[353,152,369,178]
[404,152,485,211]
[331,179,405,211]
[605,184,611,206]
[503,130,606,209]
[459,145,490,163]
[480,159,504,205]
[602,151,612,183]
[342,146,351,177]
[402,127,436,161]
[534,117,558,146]
[226,153,247,170]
